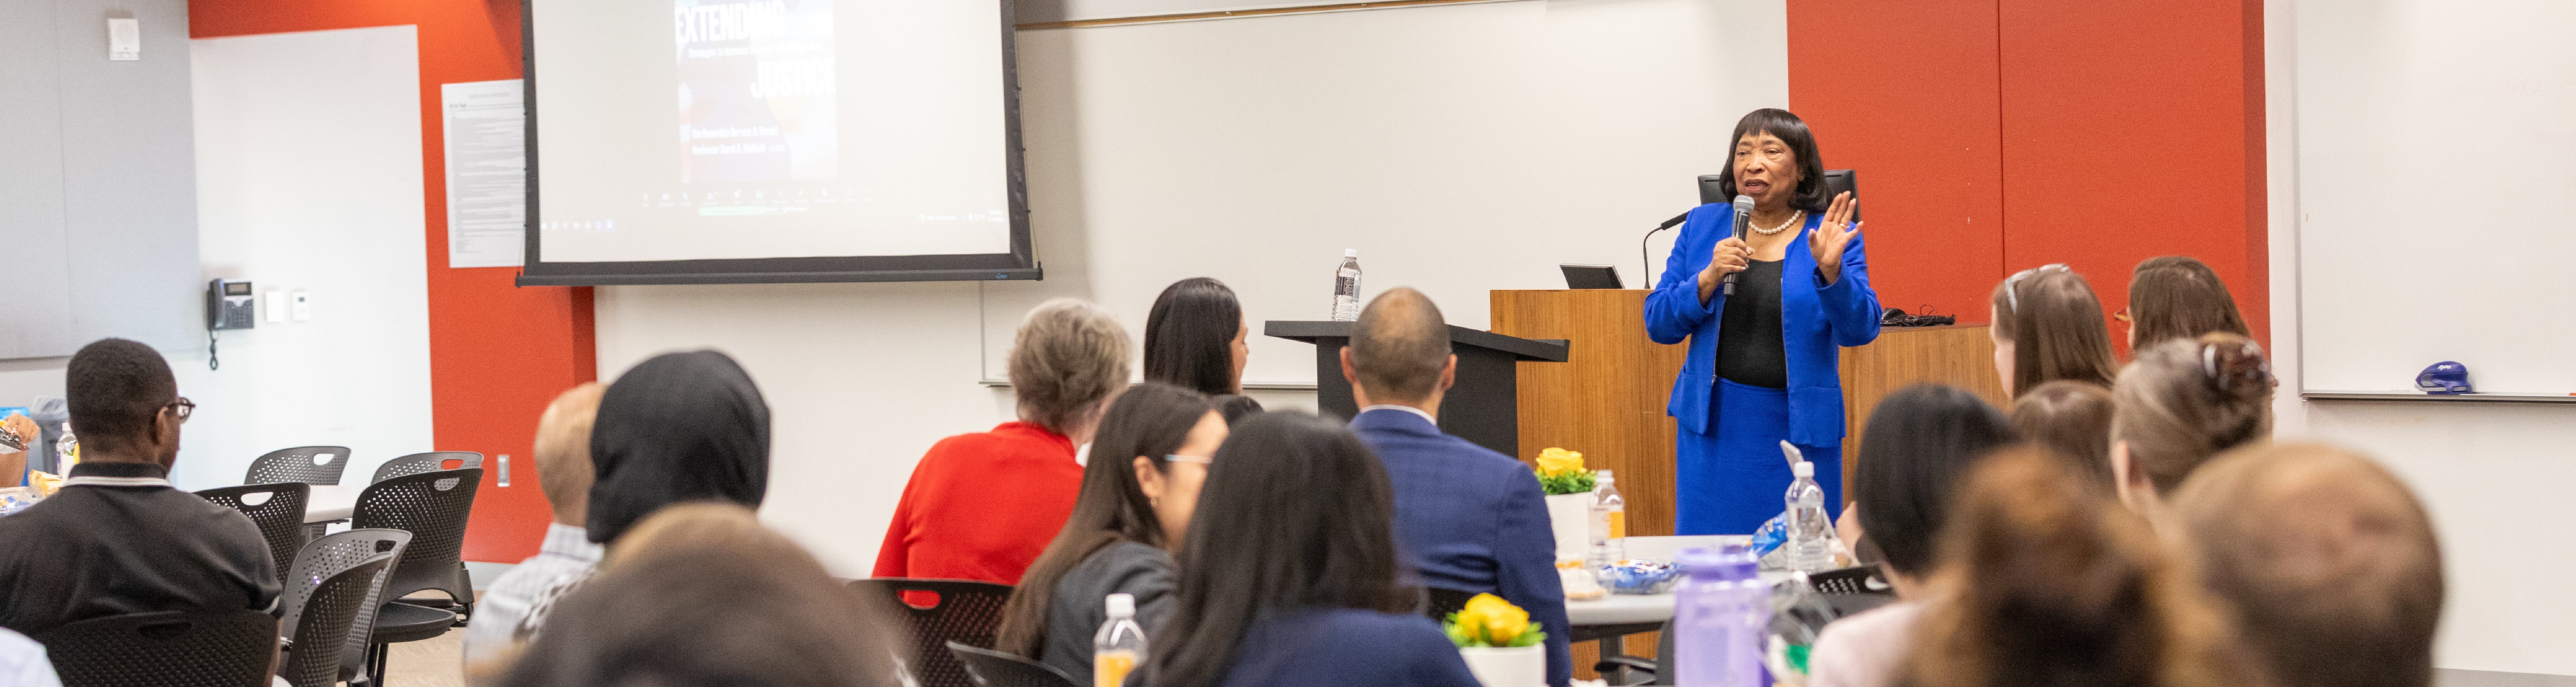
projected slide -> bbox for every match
[530,0,1016,270]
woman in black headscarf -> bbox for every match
[586,349,772,545]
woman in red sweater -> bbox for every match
[874,298,1134,584]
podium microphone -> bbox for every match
[1641,211,1691,282]
[1722,194,1754,296]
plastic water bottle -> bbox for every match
[1588,470,1626,570]
[1674,545,1769,687]
[1331,249,1363,321]
[1783,461,1837,573]
[1094,593,1146,687]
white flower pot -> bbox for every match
[1459,644,1547,687]
[1545,493,1592,563]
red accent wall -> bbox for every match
[191,0,591,563]
[1790,0,2266,356]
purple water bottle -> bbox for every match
[1674,545,1768,687]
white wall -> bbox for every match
[2268,0,2576,676]
[595,0,1791,576]
[169,26,436,491]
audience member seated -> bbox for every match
[995,383,1227,683]
[2125,255,2251,350]
[1146,277,1263,423]
[1807,384,2016,687]
[1337,287,1570,686]
[0,339,279,637]
[1138,411,1479,687]
[2172,443,2443,687]
[1903,448,2248,687]
[462,382,605,669]
[490,503,908,687]
[877,298,1132,584]
[1988,264,2120,397]
[489,350,775,647]
[2009,380,2118,490]
[2109,332,2273,518]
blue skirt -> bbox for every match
[1675,380,1841,535]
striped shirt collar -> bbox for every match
[61,461,173,489]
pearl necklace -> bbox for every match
[1750,211,1803,235]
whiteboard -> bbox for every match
[984,0,1789,386]
[2291,0,2576,395]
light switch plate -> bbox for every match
[262,291,288,323]
[107,18,139,61]
[289,290,311,321]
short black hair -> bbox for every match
[1714,108,1831,213]
[1143,277,1246,396]
[1348,288,1450,403]
[1853,384,2017,575]
[65,338,177,453]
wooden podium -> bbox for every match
[1490,289,2006,538]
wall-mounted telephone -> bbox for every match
[206,280,255,330]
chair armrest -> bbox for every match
[1594,656,1656,674]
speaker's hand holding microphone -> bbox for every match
[1695,194,1757,303]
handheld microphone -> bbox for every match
[1722,194,1753,296]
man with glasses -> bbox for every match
[0,338,279,637]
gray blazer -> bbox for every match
[1038,540,1177,683]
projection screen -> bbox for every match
[517,0,1036,285]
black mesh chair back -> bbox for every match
[849,578,1015,687]
[947,640,1078,687]
[282,554,399,687]
[245,445,353,486]
[1810,564,1895,596]
[195,482,311,587]
[369,451,483,484]
[1422,586,1479,621]
[35,609,278,687]
[281,529,410,686]
[353,467,480,606]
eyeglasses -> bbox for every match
[2002,264,2069,313]
[1164,454,1213,465]
[2113,307,2132,323]
[165,397,194,424]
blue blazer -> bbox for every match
[1644,204,1881,445]
[1215,608,1481,687]
[1350,408,1572,687]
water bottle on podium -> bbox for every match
[1331,249,1363,321]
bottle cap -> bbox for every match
[1792,461,1814,477]
[1595,469,1613,483]
[1344,248,1359,257]
[1105,593,1135,618]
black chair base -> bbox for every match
[360,602,456,686]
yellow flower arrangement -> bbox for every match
[1444,593,1545,648]
[1534,447,1596,496]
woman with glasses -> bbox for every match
[993,383,1228,684]
[1646,108,1880,535]
[1988,264,2120,397]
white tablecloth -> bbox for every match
[304,484,359,523]
[1566,535,1783,627]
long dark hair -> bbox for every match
[1852,385,2018,577]
[1144,278,1246,395]
[1139,412,1414,687]
[994,383,1216,658]
[1714,108,1831,213]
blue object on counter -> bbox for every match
[1750,513,1787,557]
[1604,559,1682,595]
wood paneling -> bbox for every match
[1493,289,1689,538]
[1836,324,2008,497]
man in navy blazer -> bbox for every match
[1341,288,1572,687]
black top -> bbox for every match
[0,462,281,637]
[1717,259,1790,389]
[1038,540,1175,682]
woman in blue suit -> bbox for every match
[1645,108,1880,535]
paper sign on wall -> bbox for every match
[442,79,526,268]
